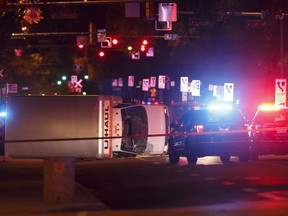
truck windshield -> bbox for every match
[121,106,148,153]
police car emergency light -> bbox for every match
[257,104,281,111]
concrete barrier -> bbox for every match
[43,157,75,202]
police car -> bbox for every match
[249,104,288,160]
[168,105,250,164]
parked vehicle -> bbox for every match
[249,104,288,160]
[5,95,122,159]
[4,95,170,159]
[168,102,202,127]
[168,105,250,164]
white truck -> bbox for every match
[4,95,170,159]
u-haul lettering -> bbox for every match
[103,101,110,151]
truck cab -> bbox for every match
[112,103,170,156]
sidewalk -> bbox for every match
[0,158,107,215]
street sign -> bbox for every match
[191,80,200,96]
[131,51,140,59]
[6,84,18,94]
[118,78,123,87]
[146,47,154,57]
[71,75,77,84]
[182,92,187,102]
[101,37,112,48]
[74,79,83,88]
[275,78,286,106]
[128,76,134,87]
[164,33,178,40]
[224,83,234,102]
[180,76,188,92]
[158,75,166,89]
[142,79,149,91]
[150,76,156,87]
[112,79,118,87]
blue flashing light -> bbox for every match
[208,105,232,110]
[0,112,7,117]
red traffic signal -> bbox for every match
[98,51,105,57]
[77,35,88,49]
[140,39,148,52]
[142,39,148,45]
[140,45,146,52]
[112,38,119,45]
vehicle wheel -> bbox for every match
[169,151,180,164]
[185,140,197,164]
[220,154,231,163]
[187,153,197,164]
[239,152,249,162]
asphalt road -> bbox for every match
[1,154,288,215]
[75,155,288,212]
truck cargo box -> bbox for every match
[5,95,122,159]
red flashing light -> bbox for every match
[78,44,84,49]
[258,104,281,111]
[99,51,105,57]
[112,38,119,45]
[142,39,148,45]
[140,45,146,52]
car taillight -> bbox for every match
[194,125,204,133]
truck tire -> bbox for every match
[220,154,231,163]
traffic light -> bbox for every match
[112,38,119,45]
[98,51,105,57]
[142,39,148,45]
[77,35,88,49]
[140,39,148,52]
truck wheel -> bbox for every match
[169,151,179,164]
[220,154,231,163]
